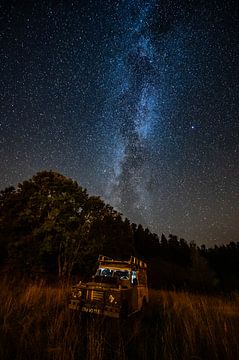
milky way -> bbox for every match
[1,0,239,245]
[107,1,159,226]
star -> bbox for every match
[0,0,238,246]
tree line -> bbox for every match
[0,171,238,292]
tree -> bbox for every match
[0,171,134,278]
[0,171,89,276]
[188,247,218,291]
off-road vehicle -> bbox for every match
[69,255,149,318]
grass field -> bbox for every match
[0,277,239,359]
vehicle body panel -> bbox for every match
[69,255,149,318]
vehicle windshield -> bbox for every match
[96,268,130,280]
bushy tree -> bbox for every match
[0,171,134,278]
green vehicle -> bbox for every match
[69,255,149,318]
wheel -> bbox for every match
[141,297,147,312]
[120,300,129,319]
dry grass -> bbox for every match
[0,277,239,360]
[149,290,239,360]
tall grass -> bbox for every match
[0,277,238,359]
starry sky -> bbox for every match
[1,0,239,246]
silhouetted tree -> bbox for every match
[1,171,239,291]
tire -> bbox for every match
[120,300,129,319]
[141,297,147,312]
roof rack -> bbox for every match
[98,255,114,262]
[98,255,147,269]
[129,256,147,269]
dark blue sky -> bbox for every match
[1,0,239,245]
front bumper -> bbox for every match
[69,299,120,318]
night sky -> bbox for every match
[1,0,239,246]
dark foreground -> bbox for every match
[0,278,239,360]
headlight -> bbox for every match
[72,289,82,298]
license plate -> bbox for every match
[81,306,101,314]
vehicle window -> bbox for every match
[96,268,129,279]
[101,268,113,277]
[114,270,129,279]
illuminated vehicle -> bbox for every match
[69,255,149,318]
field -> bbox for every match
[0,277,239,360]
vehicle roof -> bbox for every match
[98,255,147,269]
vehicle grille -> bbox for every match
[91,290,104,302]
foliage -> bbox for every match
[0,171,133,278]
[0,170,239,291]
